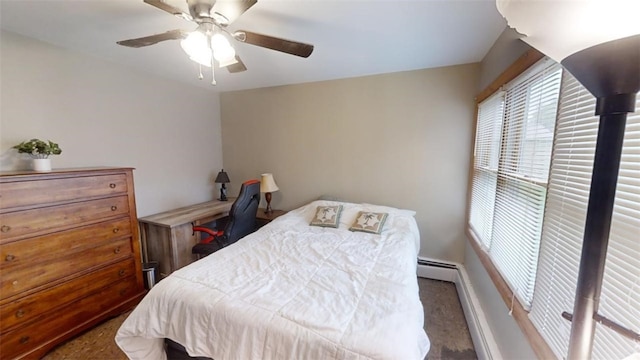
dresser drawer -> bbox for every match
[0,275,138,360]
[1,258,136,332]
[0,218,131,271]
[0,195,129,242]
[0,173,128,210]
[1,237,133,301]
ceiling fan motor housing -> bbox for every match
[187,0,229,26]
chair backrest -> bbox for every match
[221,179,261,246]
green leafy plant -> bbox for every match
[13,138,62,159]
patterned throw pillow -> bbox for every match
[310,205,343,228]
[349,211,388,234]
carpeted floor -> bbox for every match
[419,278,477,359]
[42,278,476,360]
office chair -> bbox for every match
[192,179,261,258]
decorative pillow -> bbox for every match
[349,211,388,234]
[310,205,343,228]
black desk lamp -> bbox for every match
[215,169,230,201]
[498,2,639,359]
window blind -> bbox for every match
[591,86,640,359]
[469,91,504,248]
[491,59,561,307]
[530,71,640,359]
[468,58,562,308]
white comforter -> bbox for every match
[116,200,430,360]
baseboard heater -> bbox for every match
[417,258,458,269]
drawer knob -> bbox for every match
[1,225,10,233]
[114,247,121,254]
[19,336,29,344]
[109,183,117,189]
[113,227,120,234]
[118,269,126,276]
[12,280,18,286]
[111,206,118,211]
[15,309,25,318]
[120,289,128,296]
[5,254,15,262]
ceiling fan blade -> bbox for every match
[117,30,186,48]
[211,0,257,25]
[225,56,247,73]
[144,0,193,21]
[233,30,314,58]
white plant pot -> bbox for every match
[32,158,52,172]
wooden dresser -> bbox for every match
[0,167,146,359]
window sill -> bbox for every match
[466,228,556,359]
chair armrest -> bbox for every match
[192,226,224,244]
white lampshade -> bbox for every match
[260,173,279,193]
[211,33,236,64]
[180,31,237,68]
[180,31,212,67]
[496,0,640,63]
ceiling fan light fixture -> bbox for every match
[189,54,212,67]
[181,30,237,67]
[118,0,313,81]
[211,33,236,63]
[180,31,212,66]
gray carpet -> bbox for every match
[419,278,477,360]
[43,278,476,359]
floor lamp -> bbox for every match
[497,1,639,359]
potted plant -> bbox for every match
[13,138,62,171]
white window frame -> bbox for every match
[468,57,562,309]
[467,49,640,359]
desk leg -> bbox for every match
[139,223,149,263]
[171,223,200,270]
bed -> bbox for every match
[116,200,430,359]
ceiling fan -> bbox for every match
[117,0,314,85]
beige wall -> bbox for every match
[463,27,537,359]
[0,31,223,217]
[478,27,531,91]
[221,64,479,262]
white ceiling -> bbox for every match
[0,0,506,92]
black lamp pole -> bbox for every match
[560,34,640,360]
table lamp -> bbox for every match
[260,173,279,214]
[214,169,230,201]
[496,1,639,358]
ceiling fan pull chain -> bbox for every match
[209,33,216,86]
[198,64,204,80]
[211,62,216,86]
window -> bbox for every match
[469,91,503,246]
[529,70,640,359]
[469,54,640,359]
[469,58,562,308]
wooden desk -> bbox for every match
[139,199,234,278]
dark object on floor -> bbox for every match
[166,339,211,360]
[142,261,159,289]
[192,179,260,257]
